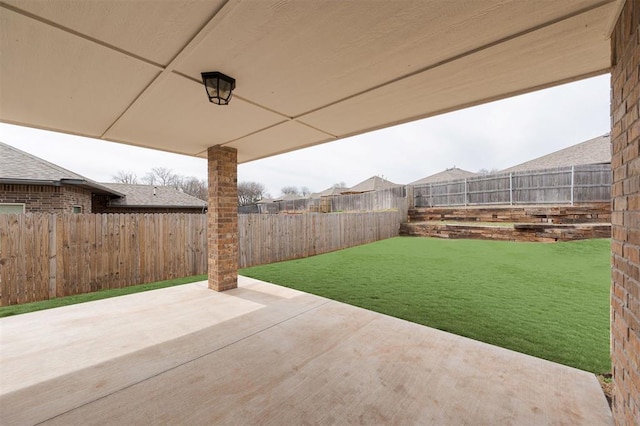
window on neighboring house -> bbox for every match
[0,203,26,214]
[72,205,83,213]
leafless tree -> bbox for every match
[178,177,208,201]
[111,170,138,184]
[280,186,300,196]
[238,181,266,206]
[333,181,347,188]
[142,167,179,187]
[477,168,500,176]
[300,186,311,197]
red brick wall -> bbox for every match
[207,146,238,291]
[0,184,92,213]
[611,1,640,424]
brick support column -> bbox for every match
[207,146,238,291]
[611,1,640,424]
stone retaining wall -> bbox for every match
[408,203,610,224]
[400,222,611,242]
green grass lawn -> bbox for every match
[241,237,611,373]
[0,274,207,318]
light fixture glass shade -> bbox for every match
[201,72,236,105]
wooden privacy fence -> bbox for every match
[238,211,403,268]
[0,211,402,305]
[0,213,207,306]
[330,187,407,213]
[257,187,409,214]
[413,164,611,207]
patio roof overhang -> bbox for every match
[0,0,623,163]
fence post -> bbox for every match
[429,183,432,207]
[509,173,513,205]
[464,179,468,206]
[406,185,415,209]
[570,165,575,206]
[48,214,57,299]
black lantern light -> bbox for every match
[201,71,236,105]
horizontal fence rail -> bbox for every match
[413,164,611,207]
[0,211,402,306]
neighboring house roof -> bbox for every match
[343,176,400,194]
[255,198,276,204]
[311,186,348,198]
[100,183,207,209]
[409,167,477,185]
[0,141,121,195]
[500,134,611,173]
[273,193,305,202]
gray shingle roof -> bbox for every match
[256,198,276,204]
[0,141,121,195]
[500,134,611,173]
[409,167,477,185]
[100,183,207,208]
[310,186,348,198]
[343,176,400,193]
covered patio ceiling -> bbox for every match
[0,0,622,163]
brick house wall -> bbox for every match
[0,184,92,213]
[610,0,640,424]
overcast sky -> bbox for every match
[1,74,610,198]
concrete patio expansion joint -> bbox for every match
[34,298,333,425]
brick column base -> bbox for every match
[207,146,238,291]
[610,1,640,424]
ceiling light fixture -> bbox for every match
[201,71,236,105]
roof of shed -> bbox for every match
[99,183,207,208]
[409,167,477,185]
[500,134,611,173]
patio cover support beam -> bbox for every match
[207,145,238,291]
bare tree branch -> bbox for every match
[179,177,208,201]
[141,167,179,187]
[111,170,138,184]
[238,181,266,206]
[280,186,300,196]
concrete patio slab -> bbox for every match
[0,277,613,425]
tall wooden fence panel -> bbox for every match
[413,164,611,207]
[257,187,409,216]
[330,187,407,213]
[1,211,402,305]
[238,211,402,268]
[0,213,207,306]
[0,214,51,305]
